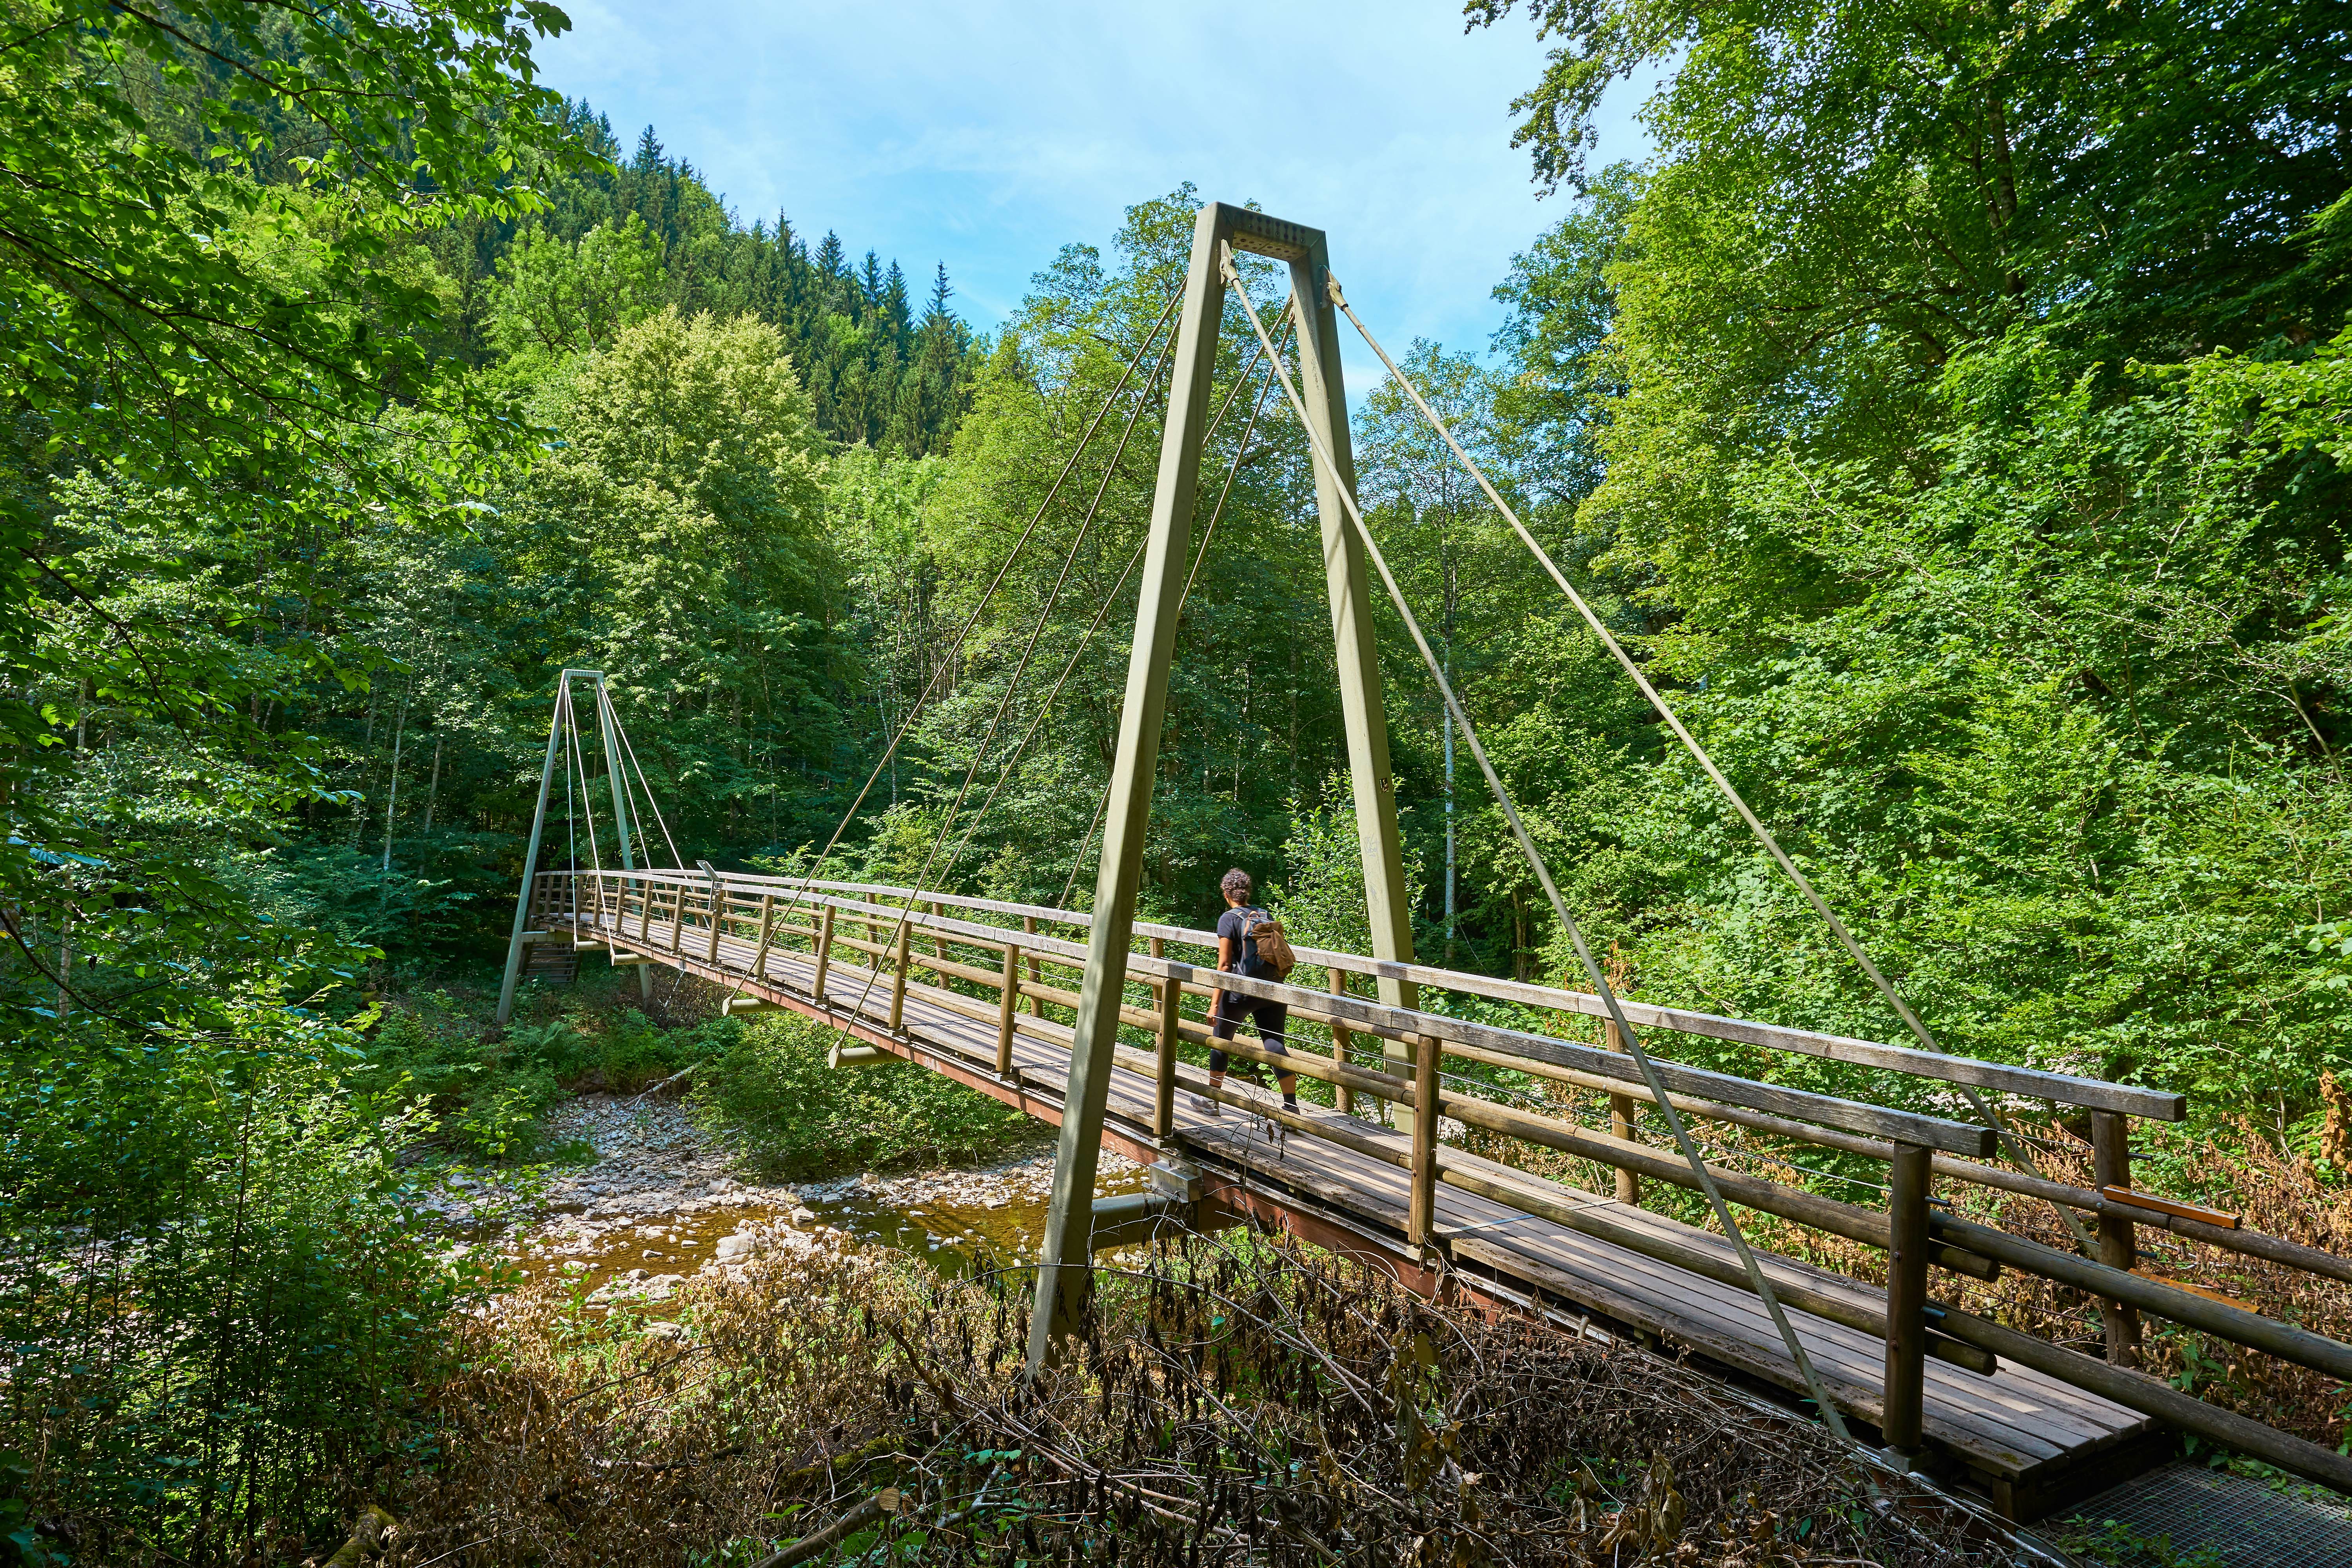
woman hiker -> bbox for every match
[1195,867,1299,1117]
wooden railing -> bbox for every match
[525,866,2352,1489]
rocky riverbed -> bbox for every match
[444,1094,1144,1311]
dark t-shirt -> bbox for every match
[1217,906,1264,976]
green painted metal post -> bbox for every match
[1288,236,1419,1106]
[1024,203,1416,1372]
[494,677,570,1026]
[592,679,653,999]
[1027,203,1232,1375]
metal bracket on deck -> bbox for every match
[1088,1191,1189,1252]
[1149,1157,1205,1203]
[829,1041,892,1069]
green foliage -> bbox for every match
[691,1014,1034,1178]
[357,997,728,1161]
[0,987,471,1563]
[1455,0,2352,1129]
[491,214,670,366]
[2052,1514,2225,1568]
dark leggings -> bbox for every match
[1210,991,1289,1074]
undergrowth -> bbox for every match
[688,1012,1037,1178]
[394,1226,2037,1566]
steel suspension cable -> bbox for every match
[605,686,683,868]
[1222,247,1861,1448]
[1058,327,1290,911]
[561,684,580,920]
[752,287,1188,939]
[915,316,1185,885]
[601,694,672,877]
[819,305,1189,1033]
[1325,277,2096,1255]
[566,682,606,885]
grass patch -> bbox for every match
[689,1013,1036,1178]
[358,991,738,1163]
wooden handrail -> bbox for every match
[538,867,2352,1495]
[590,873,1997,1156]
[713,871,2182,1120]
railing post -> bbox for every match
[1024,916,1044,1015]
[1882,1140,1933,1464]
[931,900,949,962]
[1605,1016,1641,1206]
[1154,949,1181,1140]
[888,919,910,1033]
[811,904,835,999]
[2092,1110,2142,1368]
[705,880,724,964]
[1328,967,1355,1116]
[996,941,1021,1076]
[669,884,686,953]
[1408,1033,1439,1247]
[750,894,775,982]
[863,890,878,947]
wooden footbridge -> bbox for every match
[494,202,2352,1520]
[513,864,2352,1520]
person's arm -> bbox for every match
[1215,929,1236,1009]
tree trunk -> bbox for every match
[421,731,445,834]
[381,684,411,875]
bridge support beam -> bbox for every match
[1290,222,1420,1094]
[1027,202,1419,1373]
[495,689,566,1027]
[592,677,654,1002]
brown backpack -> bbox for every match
[1241,909,1297,980]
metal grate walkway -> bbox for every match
[2067,1462,2352,1567]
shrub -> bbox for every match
[690,1014,1034,1178]
[0,984,471,1564]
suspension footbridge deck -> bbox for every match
[497,196,2352,1520]
[540,882,2173,1521]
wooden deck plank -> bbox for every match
[565,909,2156,1486]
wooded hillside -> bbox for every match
[4,2,2349,1558]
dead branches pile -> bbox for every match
[394,1224,2030,1566]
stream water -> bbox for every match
[457,1095,1148,1308]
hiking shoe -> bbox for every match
[1190,1094,1221,1118]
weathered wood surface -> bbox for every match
[740,873,2183,1119]
[549,893,2156,1498]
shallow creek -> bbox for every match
[443,1094,1147,1310]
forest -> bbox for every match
[4,0,2351,1562]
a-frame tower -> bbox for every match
[1028,203,1418,1368]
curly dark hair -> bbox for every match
[1220,868,1253,901]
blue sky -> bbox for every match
[534,1,1655,385]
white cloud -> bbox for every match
[534,0,1657,374]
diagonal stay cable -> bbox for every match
[607,686,684,869]
[767,288,1183,916]
[567,677,607,879]
[1222,246,1862,1448]
[1326,276,2096,1255]
[560,683,581,925]
[565,681,607,902]
[818,303,1189,1040]
[1178,320,1289,607]
[599,287,1189,956]
[913,315,1188,902]
[1057,326,1290,912]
